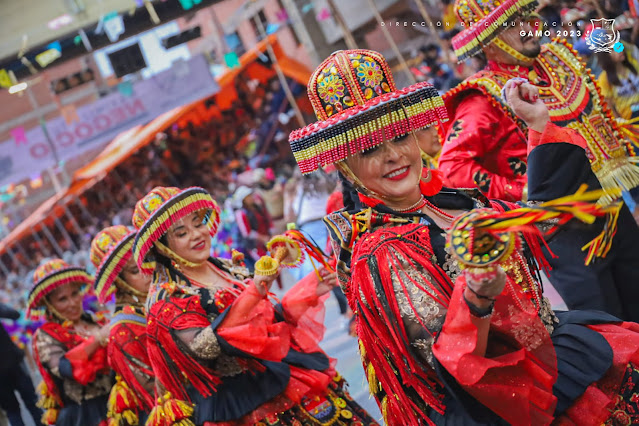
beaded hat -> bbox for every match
[27,259,92,319]
[90,225,136,303]
[452,0,539,61]
[131,187,221,274]
[289,49,448,174]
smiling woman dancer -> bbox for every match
[28,258,112,426]
[131,186,378,425]
[288,49,639,426]
[90,225,154,425]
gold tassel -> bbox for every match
[42,408,58,425]
[367,363,379,395]
[358,340,366,359]
[145,399,166,426]
[381,396,389,424]
[161,392,195,426]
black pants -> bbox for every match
[0,361,42,426]
[545,205,639,322]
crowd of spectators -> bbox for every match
[0,71,310,314]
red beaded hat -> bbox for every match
[289,49,448,174]
[90,225,136,303]
[27,258,92,319]
[452,0,539,61]
[131,187,221,274]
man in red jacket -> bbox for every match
[438,0,639,321]
[439,0,638,203]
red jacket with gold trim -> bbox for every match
[439,40,637,203]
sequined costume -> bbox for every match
[131,187,377,426]
[28,259,112,426]
[324,184,639,425]
[437,0,639,321]
[439,42,639,202]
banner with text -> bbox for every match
[0,55,219,187]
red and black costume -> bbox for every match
[90,225,154,426]
[144,258,374,425]
[106,305,154,425]
[440,41,638,202]
[324,124,639,425]
[27,259,112,426]
[33,315,112,426]
[131,186,377,426]
[439,14,639,320]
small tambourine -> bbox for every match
[447,209,517,269]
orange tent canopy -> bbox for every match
[0,35,312,257]
[0,177,99,255]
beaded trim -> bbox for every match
[289,82,448,174]
[132,188,221,274]
[94,232,135,304]
[445,40,639,203]
[27,268,93,319]
[452,0,538,61]
[111,306,147,327]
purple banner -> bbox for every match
[0,55,219,186]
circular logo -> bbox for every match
[613,42,625,52]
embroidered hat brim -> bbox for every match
[132,187,220,274]
[27,268,93,319]
[93,231,136,304]
[289,82,447,174]
[452,0,539,61]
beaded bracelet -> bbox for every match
[463,291,495,319]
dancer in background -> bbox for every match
[90,226,154,425]
[28,259,112,426]
[131,186,378,425]
[437,0,639,321]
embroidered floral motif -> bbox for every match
[317,74,345,105]
[446,119,464,142]
[390,248,446,332]
[603,363,639,425]
[357,61,383,88]
[505,304,545,351]
[442,241,463,283]
[508,157,527,177]
[143,193,164,213]
[412,337,435,368]
[473,170,491,193]
[188,327,221,360]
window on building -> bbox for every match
[224,31,246,56]
[250,9,269,40]
[276,0,301,46]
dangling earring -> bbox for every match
[419,168,444,196]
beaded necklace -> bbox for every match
[181,262,244,297]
